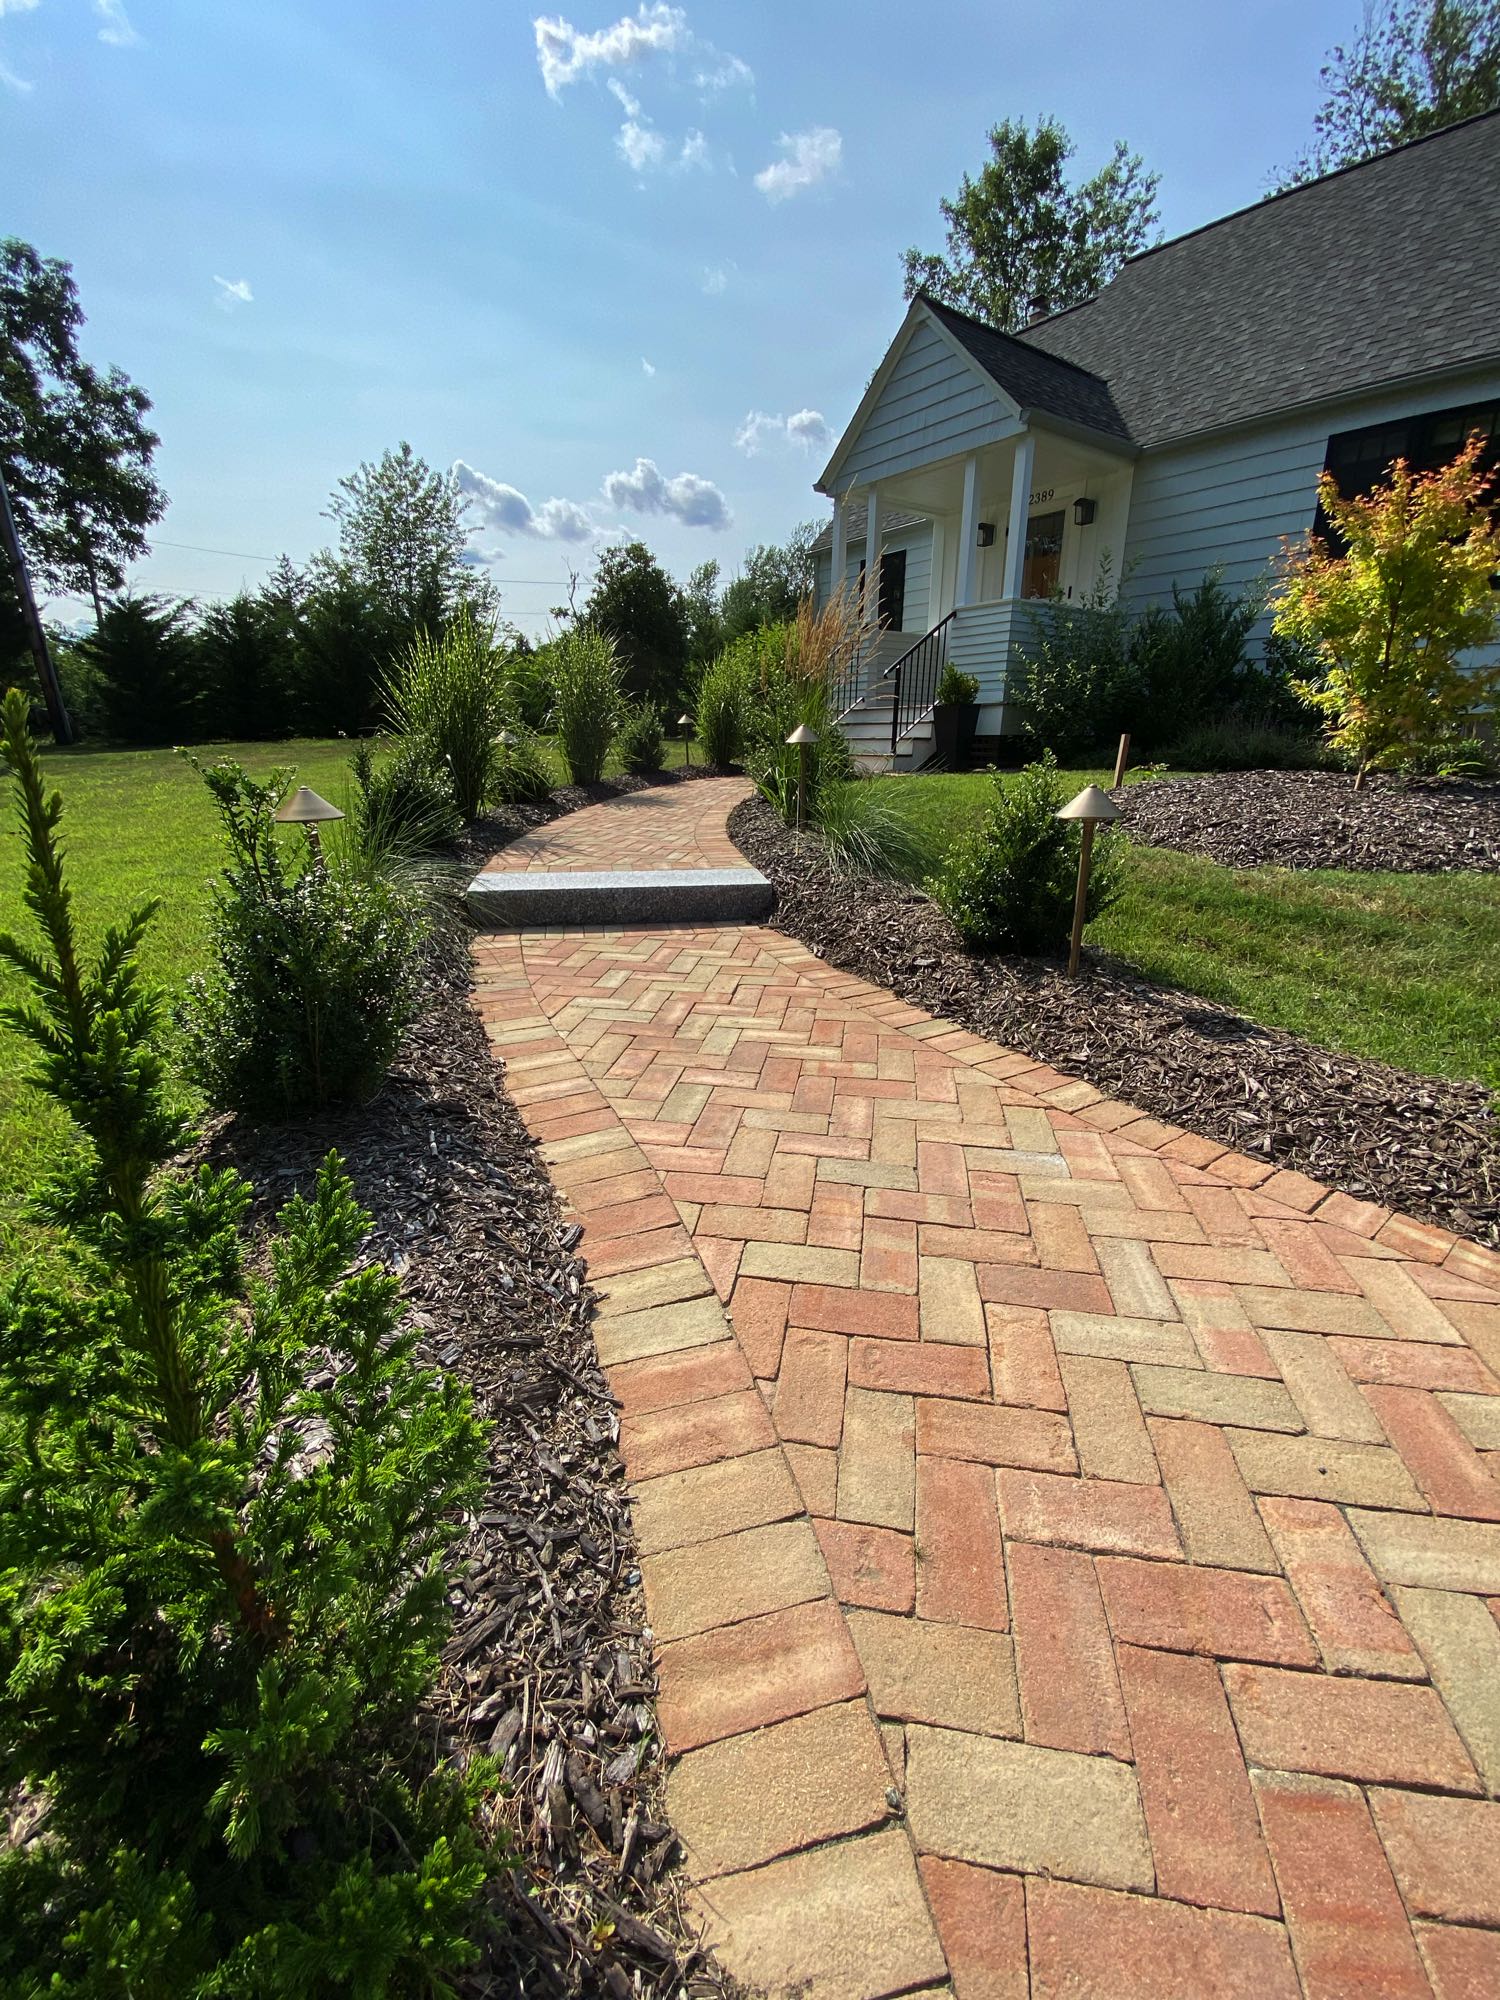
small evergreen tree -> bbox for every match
[183,762,425,1118]
[0,688,490,1990]
[80,590,200,744]
[1270,434,1500,783]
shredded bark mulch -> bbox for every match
[1117,768,1500,874]
[195,770,732,2000]
[728,793,1499,1250]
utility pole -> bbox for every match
[0,462,73,745]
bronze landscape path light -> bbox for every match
[678,714,694,768]
[274,785,343,867]
[1056,783,1120,976]
[786,723,818,832]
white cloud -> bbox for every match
[94,0,141,46]
[641,356,656,376]
[734,408,833,457]
[534,3,687,98]
[600,456,729,530]
[213,275,253,310]
[754,126,842,203]
[0,57,32,91]
[0,1,41,17]
[694,51,753,93]
[616,118,666,172]
[453,460,596,543]
[679,126,708,169]
[606,75,641,118]
[701,262,731,295]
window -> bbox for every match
[1316,399,1500,543]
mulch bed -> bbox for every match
[728,793,1500,1250]
[196,770,731,2000]
[1117,768,1500,873]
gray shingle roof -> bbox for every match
[921,296,1132,441]
[1017,110,1500,450]
[810,501,926,555]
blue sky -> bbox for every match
[4,0,1355,636]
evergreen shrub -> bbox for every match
[932,752,1121,954]
[0,688,491,1994]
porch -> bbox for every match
[821,424,1133,766]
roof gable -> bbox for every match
[817,299,1022,491]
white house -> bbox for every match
[813,110,1500,768]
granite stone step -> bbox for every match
[466,865,774,929]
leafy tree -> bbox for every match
[720,524,819,643]
[197,590,295,740]
[326,442,493,643]
[0,239,166,631]
[902,117,1160,331]
[79,590,199,744]
[684,557,725,667]
[581,540,688,705]
[1276,0,1500,188]
[1269,433,1500,782]
[0,690,489,1989]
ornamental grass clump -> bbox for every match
[933,751,1121,954]
[183,762,423,1120]
[549,626,625,784]
[0,688,490,1994]
[382,611,509,820]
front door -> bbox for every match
[879,548,907,630]
[1022,510,1065,599]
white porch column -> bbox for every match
[830,493,847,598]
[1002,431,1035,601]
[864,483,882,623]
[955,453,979,609]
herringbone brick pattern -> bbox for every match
[473,783,1500,2000]
[483,774,747,872]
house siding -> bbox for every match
[836,320,1022,489]
[814,520,934,633]
[1120,368,1500,653]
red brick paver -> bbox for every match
[472,778,1500,1998]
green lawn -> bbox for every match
[869,768,1500,1093]
[0,729,705,1225]
[0,738,358,1222]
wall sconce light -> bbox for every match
[976,522,996,547]
[1072,497,1097,527]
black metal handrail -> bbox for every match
[887,612,955,753]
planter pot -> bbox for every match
[931,702,980,770]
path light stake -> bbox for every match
[1113,732,1131,789]
[786,723,818,832]
[274,784,344,869]
[678,714,693,769]
[1056,784,1121,977]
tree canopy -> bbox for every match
[719,525,818,644]
[1276,0,1500,188]
[323,441,492,639]
[581,541,688,706]
[1,238,166,651]
[901,117,1160,331]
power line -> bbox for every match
[148,536,575,587]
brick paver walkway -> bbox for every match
[484,775,747,873]
[473,782,1500,2000]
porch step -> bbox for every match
[466,866,774,930]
